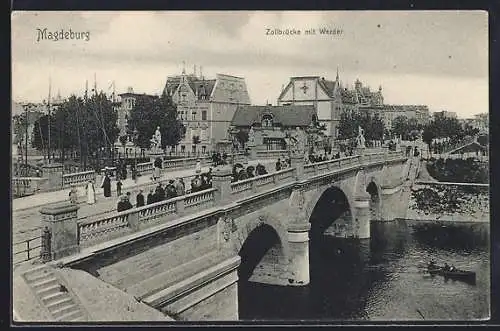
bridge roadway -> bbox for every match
[12,159,276,243]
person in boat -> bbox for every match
[428,260,437,269]
[449,265,456,272]
[443,263,450,271]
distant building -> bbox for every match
[381,104,430,129]
[230,104,318,151]
[461,113,488,134]
[163,68,251,155]
[433,110,457,119]
[114,87,157,137]
[277,73,384,139]
[113,87,157,156]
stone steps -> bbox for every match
[22,266,87,322]
[128,249,220,299]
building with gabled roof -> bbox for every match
[230,104,320,151]
[277,71,385,140]
[162,68,251,155]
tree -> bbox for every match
[391,115,408,140]
[338,111,385,143]
[234,129,249,148]
[128,92,185,150]
[422,125,436,151]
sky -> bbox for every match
[12,11,488,118]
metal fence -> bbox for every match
[13,235,42,265]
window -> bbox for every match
[181,145,185,152]
[192,145,196,153]
[192,112,196,121]
[200,129,207,141]
[202,110,207,121]
[202,146,207,154]
[262,114,273,127]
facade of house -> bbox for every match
[229,104,320,152]
[277,74,384,139]
[381,104,430,129]
[433,110,458,119]
[163,70,251,155]
[113,87,158,156]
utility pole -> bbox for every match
[47,77,52,164]
[24,104,28,173]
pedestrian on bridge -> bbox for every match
[101,173,111,198]
[69,185,78,204]
[136,189,145,207]
[147,189,154,205]
[86,180,96,205]
[116,180,123,197]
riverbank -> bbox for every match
[406,184,489,223]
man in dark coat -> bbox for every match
[116,180,123,197]
[155,183,165,201]
[275,158,282,171]
[102,173,111,197]
[147,189,155,204]
[136,189,145,207]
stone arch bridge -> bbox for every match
[15,150,419,321]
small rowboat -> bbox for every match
[427,265,476,284]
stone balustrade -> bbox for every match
[136,161,154,175]
[62,170,96,188]
[255,149,289,160]
[77,188,217,248]
[230,168,296,200]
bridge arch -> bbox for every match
[307,185,355,239]
[366,177,382,221]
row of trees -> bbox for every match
[422,112,480,151]
[126,92,185,150]
[28,91,185,170]
[337,112,385,141]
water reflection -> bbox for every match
[238,220,490,321]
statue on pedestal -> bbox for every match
[289,127,306,156]
[248,126,255,146]
[357,126,366,149]
[150,126,162,152]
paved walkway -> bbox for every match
[13,159,275,243]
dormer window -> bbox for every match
[262,114,273,127]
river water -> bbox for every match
[238,220,490,321]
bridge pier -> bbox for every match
[353,194,371,239]
[286,223,311,286]
[380,181,403,221]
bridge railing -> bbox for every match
[77,188,217,248]
[13,234,42,265]
[136,153,249,176]
[62,170,96,188]
[230,168,295,200]
[256,150,288,159]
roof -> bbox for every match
[118,93,157,99]
[383,104,429,112]
[163,75,216,100]
[317,78,338,98]
[231,105,316,127]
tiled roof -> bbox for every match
[231,105,316,127]
[317,79,337,98]
[163,75,216,100]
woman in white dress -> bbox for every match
[86,180,96,205]
[195,159,202,174]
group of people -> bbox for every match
[275,157,291,171]
[232,163,268,182]
[427,260,457,272]
[191,169,213,193]
[211,152,229,166]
